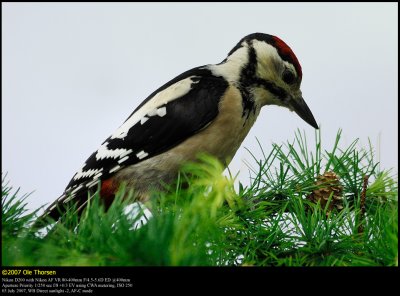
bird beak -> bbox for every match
[290,96,318,129]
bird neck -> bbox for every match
[207,44,250,84]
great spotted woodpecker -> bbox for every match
[42,33,318,222]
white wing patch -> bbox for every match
[93,172,103,179]
[109,165,121,174]
[62,76,199,206]
[120,149,133,158]
[71,184,84,196]
[147,109,158,116]
[96,143,132,161]
[48,203,58,212]
[73,168,103,181]
[118,156,129,164]
[136,150,148,160]
[156,106,167,117]
[146,107,167,117]
[140,106,167,125]
[63,194,75,203]
[86,179,100,188]
[140,117,149,125]
[111,76,198,139]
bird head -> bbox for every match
[220,33,318,129]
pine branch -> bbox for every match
[358,175,369,234]
[2,129,398,266]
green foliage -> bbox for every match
[2,130,398,266]
[2,174,37,236]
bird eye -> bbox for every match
[282,70,295,85]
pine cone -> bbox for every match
[307,171,344,212]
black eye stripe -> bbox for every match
[253,78,287,99]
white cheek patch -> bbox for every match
[111,77,198,139]
[252,40,281,62]
[252,40,282,80]
[283,61,296,74]
[136,150,148,160]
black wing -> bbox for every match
[43,66,228,219]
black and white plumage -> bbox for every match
[42,33,318,222]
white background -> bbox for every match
[2,3,398,213]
